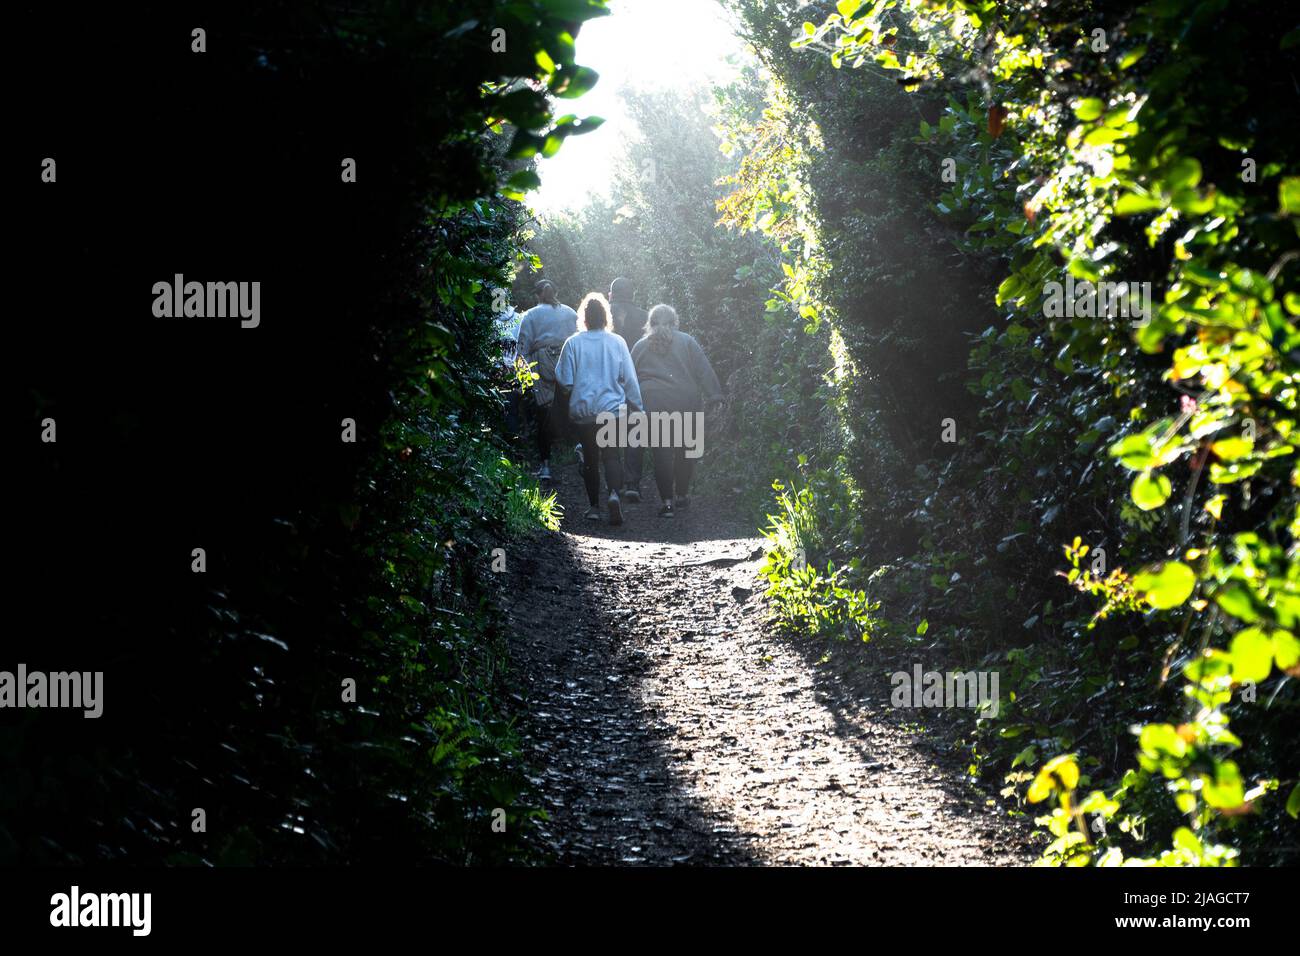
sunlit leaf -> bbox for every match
[1133,562,1195,609]
[1131,471,1172,510]
[1229,627,1273,683]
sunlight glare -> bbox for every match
[529,0,750,216]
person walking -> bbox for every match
[516,279,578,481]
[630,304,723,518]
[555,293,643,526]
[608,277,648,501]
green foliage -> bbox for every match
[527,78,775,389]
[760,480,883,640]
[499,461,564,534]
[527,70,835,517]
[7,0,607,865]
[725,0,1299,866]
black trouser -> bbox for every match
[532,399,560,461]
[651,443,697,503]
[634,400,702,502]
[502,389,522,444]
[573,421,625,507]
[624,443,644,492]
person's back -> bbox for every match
[517,302,578,360]
[516,279,578,480]
[629,305,722,518]
[608,276,645,354]
[557,330,643,424]
[555,294,643,525]
[631,328,722,412]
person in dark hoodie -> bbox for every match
[630,304,723,518]
[608,277,648,501]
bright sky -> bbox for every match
[530,0,751,216]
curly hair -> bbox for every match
[578,292,611,331]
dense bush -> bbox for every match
[717,0,1299,864]
[11,0,605,864]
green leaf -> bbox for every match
[564,115,605,136]
[551,65,599,99]
[1115,191,1166,215]
[505,169,542,193]
[1133,562,1196,609]
[1210,436,1253,461]
[1229,627,1274,683]
[1118,45,1146,69]
[1172,826,1203,858]
[1139,723,1187,758]
[1012,744,1038,768]
[1167,157,1202,191]
[1281,177,1300,216]
[837,0,862,18]
[1202,761,1245,810]
[1109,425,1186,470]
[1272,629,1300,670]
[1287,783,1300,819]
[1084,127,1126,147]
[1131,471,1172,510]
[1074,98,1104,121]
[1109,433,1158,470]
[996,273,1024,305]
[1214,583,1260,623]
[1184,648,1231,684]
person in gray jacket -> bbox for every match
[516,279,578,480]
[555,293,644,525]
[630,304,723,517]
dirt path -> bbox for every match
[504,464,1037,865]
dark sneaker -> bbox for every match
[676,495,690,510]
[538,462,552,481]
[574,444,584,466]
[607,492,623,526]
[658,503,675,518]
[584,506,602,521]
[623,488,642,504]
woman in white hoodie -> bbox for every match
[555,293,643,525]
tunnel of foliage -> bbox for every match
[11,0,603,864]
[531,0,1298,865]
[10,0,1296,869]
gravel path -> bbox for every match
[504,466,1036,865]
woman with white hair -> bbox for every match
[630,304,723,518]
